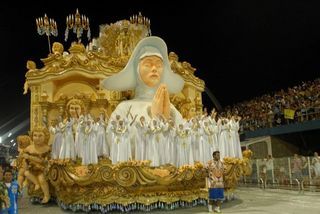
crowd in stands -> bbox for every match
[221,78,320,132]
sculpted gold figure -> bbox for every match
[22,127,51,203]
[52,42,64,55]
[65,98,85,119]
[16,135,32,190]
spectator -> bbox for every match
[0,166,10,212]
[301,156,309,179]
[292,154,303,181]
[220,78,320,131]
[266,155,274,184]
[312,152,320,178]
[3,169,19,214]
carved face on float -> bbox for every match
[139,55,164,87]
[69,104,81,118]
[66,99,84,119]
[32,131,46,146]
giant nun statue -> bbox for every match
[102,36,185,124]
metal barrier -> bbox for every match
[259,178,265,189]
[240,156,320,192]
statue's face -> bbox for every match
[69,104,81,118]
[139,55,163,87]
[33,131,45,146]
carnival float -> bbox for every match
[17,10,252,212]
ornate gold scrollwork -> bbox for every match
[99,165,114,182]
[114,166,137,187]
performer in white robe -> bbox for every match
[230,116,243,158]
[134,116,148,160]
[75,115,85,159]
[190,118,202,162]
[59,118,76,160]
[226,118,235,158]
[82,119,90,165]
[146,119,162,166]
[219,118,230,160]
[82,118,97,165]
[203,121,218,159]
[312,152,320,177]
[161,119,176,165]
[175,124,194,167]
[208,115,220,155]
[49,119,63,159]
[107,120,117,155]
[157,118,168,165]
[96,113,109,158]
[110,120,131,164]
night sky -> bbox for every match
[0,0,319,132]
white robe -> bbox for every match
[82,122,98,165]
[50,125,63,159]
[75,121,85,159]
[59,119,76,160]
[190,124,202,163]
[312,157,320,177]
[162,122,176,165]
[134,121,148,160]
[96,119,109,157]
[146,121,162,167]
[111,124,131,164]
[219,123,231,160]
[230,120,243,158]
[175,128,194,167]
[203,125,217,159]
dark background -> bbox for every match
[0,0,319,133]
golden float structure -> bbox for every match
[19,12,252,212]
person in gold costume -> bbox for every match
[206,151,224,213]
[22,127,51,204]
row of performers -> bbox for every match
[49,114,242,167]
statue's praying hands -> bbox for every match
[151,84,171,120]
